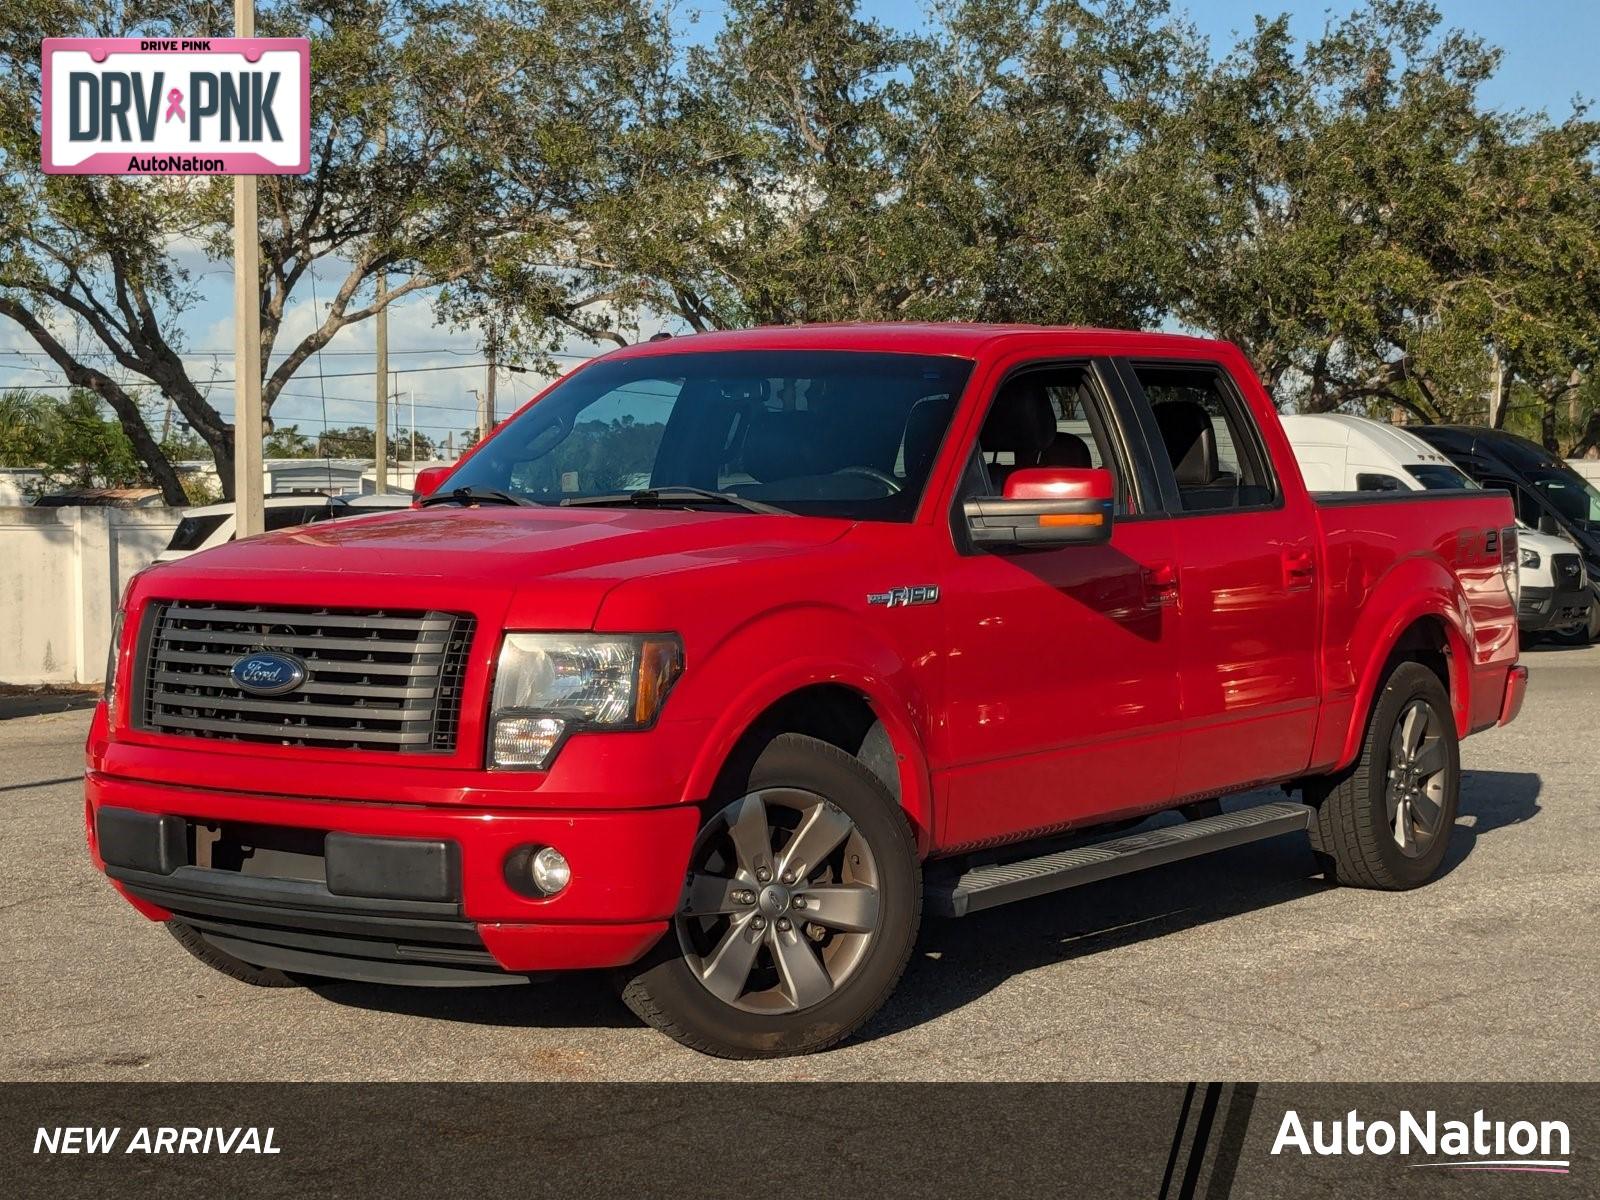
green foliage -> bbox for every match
[313,423,437,463]
[0,0,676,500]
[0,387,142,487]
[2,0,1598,472]
[0,387,224,496]
[597,0,1598,450]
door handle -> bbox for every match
[1283,549,1316,591]
[1144,562,1180,609]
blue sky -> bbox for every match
[3,0,1596,454]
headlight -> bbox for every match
[1520,547,1541,569]
[488,633,683,768]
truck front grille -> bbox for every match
[136,602,476,753]
[1553,554,1583,589]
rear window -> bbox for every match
[165,514,227,553]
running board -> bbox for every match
[925,801,1314,918]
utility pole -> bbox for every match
[409,390,416,462]
[484,322,498,432]
[232,0,265,536]
[374,289,389,492]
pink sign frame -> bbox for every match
[41,37,310,175]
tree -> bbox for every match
[0,386,142,490]
[1166,1,1600,447]
[313,423,435,463]
[590,0,1203,331]
[264,424,316,458]
[0,0,673,501]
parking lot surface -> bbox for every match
[4,643,1596,1082]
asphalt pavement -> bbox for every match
[4,642,1596,1082]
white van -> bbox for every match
[1283,413,1592,640]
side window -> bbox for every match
[1132,364,1276,512]
[1356,472,1406,492]
[972,364,1136,513]
[264,504,331,531]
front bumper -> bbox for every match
[86,771,700,983]
[1517,584,1592,633]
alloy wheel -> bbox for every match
[677,789,882,1014]
[1386,699,1450,859]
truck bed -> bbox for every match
[1309,487,1519,769]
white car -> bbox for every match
[1283,413,1592,639]
[156,493,414,562]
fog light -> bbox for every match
[492,715,565,768]
[531,847,571,895]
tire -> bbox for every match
[617,733,921,1059]
[166,920,310,988]
[1546,598,1600,646]
[1305,661,1460,890]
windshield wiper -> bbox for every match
[563,487,789,516]
[418,486,534,508]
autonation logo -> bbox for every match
[1272,1108,1571,1174]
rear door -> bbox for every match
[937,357,1183,849]
[1114,359,1321,798]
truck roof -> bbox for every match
[604,323,1232,361]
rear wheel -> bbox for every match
[618,733,920,1058]
[166,920,310,988]
[1306,661,1460,890]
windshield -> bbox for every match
[444,350,973,521]
[1405,463,1476,491]
[1527,468,1600,529]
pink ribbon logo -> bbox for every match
[164,88,185,123]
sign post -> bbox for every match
[42,29,311,536]
[232,0,264,535]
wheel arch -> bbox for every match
[1335,603,1472,772]
[679,616,936,855]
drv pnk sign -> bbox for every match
[41,38,309,174]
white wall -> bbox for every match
[1568,459,1600,485]
[0,506,179,685]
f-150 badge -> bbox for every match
[867,585,940,608]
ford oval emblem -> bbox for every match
[230,651,307,696]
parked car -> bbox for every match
[156,493,415,561]
[1410,425,1600,643]
[87,326,1525,1059]
[1282,413,1592,640]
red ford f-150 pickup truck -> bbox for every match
[86,325,1527,1058]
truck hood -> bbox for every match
[135,505,852,628]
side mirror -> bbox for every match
[411,465,454,501]
[964,467,1115,548]
[1539,512,1561,536]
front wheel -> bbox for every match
[618,733,921,1058]
[1305,661,1460,890]
[1546,597,1600,646]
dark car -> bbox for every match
[1411,425,1600,642]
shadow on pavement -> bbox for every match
[859,770,1541,1043]
[309,971,637,1029]
[309,772,1542,1044]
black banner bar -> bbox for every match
[6,1084,1595,1199]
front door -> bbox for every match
[938,359,1183,851]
